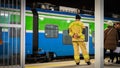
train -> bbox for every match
[0,5,119,63]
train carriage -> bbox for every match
[0,6,119,63]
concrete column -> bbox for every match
[20,0,26,68]
[95,0,104,68]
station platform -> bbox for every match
[25,59,120,68]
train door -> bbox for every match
[81,23,89,54]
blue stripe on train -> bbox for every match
[26,33,94,56]
[26,33,74,56]
[0,32,20,59]
[89,36,95,55]
[0,32,94,58]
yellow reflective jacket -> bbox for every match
[69,20,85,41]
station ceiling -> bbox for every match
[26,0,120,14]
[3,0,118,18]
[26,0,120,18]
[2,0,120,15]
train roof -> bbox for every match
[26,7,120,21]
[0,4,119,21]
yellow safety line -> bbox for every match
[25,59,94,68]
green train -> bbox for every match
[0,6,119,62]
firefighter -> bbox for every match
[68,14,91,65]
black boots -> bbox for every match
[76,62,80,65]
[76,61,91,65]
[86,61,91,65]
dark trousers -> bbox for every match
[104,48,114,62]
[114,53,119,62]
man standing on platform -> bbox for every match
[68,14,91,65]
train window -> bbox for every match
[63,30,72,45]
[45,24,58,38]
[63,26,88,44]
[83,26,88,42]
